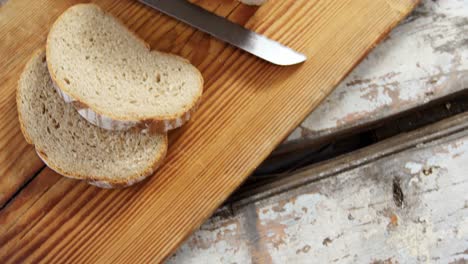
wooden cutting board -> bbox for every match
[0,0,418,262]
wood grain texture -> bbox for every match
[0,0,419,262]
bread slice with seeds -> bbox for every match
[46,3,203,132]
[17,49,168,188]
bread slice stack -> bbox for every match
[17,4,203,188]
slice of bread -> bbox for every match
[46,4,203,132]
[17,49,168,188]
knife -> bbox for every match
[138,0,307,66]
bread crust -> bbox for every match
[17,48,169,188]
[46,3,204,133]
[35,135,167,188]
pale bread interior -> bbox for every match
[47,4,203,121]
[18,50,167,182]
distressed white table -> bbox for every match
[169,0,468,263]
[169,113,468,263]
[281,0,467,147]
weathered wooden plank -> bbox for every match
[170,116,468,263]
[234,110,468,205]
[0,0,419,262]
[283,0,468,146]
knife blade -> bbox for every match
[138,0,307,66]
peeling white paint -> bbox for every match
[457,218,468,240]
[171,134,468,263]
[167,219,252,264]
[285,127,302,143]
[405,161,423,174]
[286,0,468,144]
[386,214,435,261]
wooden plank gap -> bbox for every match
[0,165,46,212]
[230,111,468,209]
